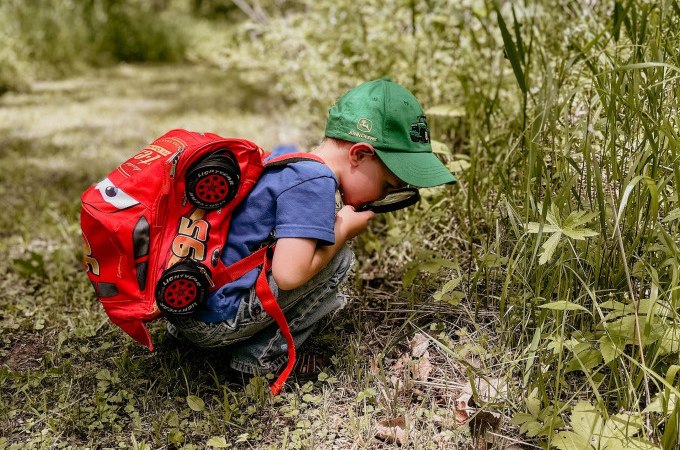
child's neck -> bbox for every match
[311,142,345,185]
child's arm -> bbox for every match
[271,206,374,291]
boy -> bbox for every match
[167,78,456,377]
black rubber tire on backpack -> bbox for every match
[155,260,211,315]
[185,150,240,210]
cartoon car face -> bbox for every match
[94,178,140,211]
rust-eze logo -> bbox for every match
[357,118,372,133]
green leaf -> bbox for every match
[523,420,546,437]
[439,277,462,294]
[402,267,417,287]
[561,211,599,240]
[547,204,561,227]
[168,429,184,445]
[662,208,680,223]
[553,431,594,450]
[494,3,526,93]
[167,410,179,427]
[526,394,542,418]
[539,231,562,265]
[186,395,205,412]
[603,316,637,344]
[612,1,623,41]
[659,326,680,355]
[526,222,560,234]
[612,176,658,239]
[616,62,680,73]
[643,392,675,414]
[600,413,643,448]
[563,211,598,229]
[447,159,471,173]
[603,438,661,450]
[561,228,599,240]
[418,258,455,274]
[570,401,603,442]
[538,301,590,313]
[599,300,627,310]
[11,251,47,279]
[599,336,625,364]
[206,436,229,448]
[510,412,535,425]
[565,349,602,374]
[433,290,465,306]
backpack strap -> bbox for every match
[264,152,325,168]
[254,246,295,395]
[210,152,326,395]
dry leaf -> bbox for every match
[470,410,502,450]
[380,416,406,427]
[369,356,380,375]
[470,410,501,430]
[393,352,410,372]
[375,416,407,445]
[455,392,474,425]
[390,375,406,394]
[475,377,507,402]
[412,351,433,381]
[456,381,502,446]
[410,332,430,357]
[411,387,426,397]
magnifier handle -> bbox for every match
[355,204,373,213]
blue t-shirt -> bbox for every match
[195,146,338,322]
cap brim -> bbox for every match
[375,149,457,188]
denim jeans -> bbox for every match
[166,245,354,374]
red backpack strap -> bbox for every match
[211,247,268,288]
[264,152,325,168]
[208,152,325,395]
[214,245,295,395]
[254,248,296,395]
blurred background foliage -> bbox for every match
[2,0,680,447]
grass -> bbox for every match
[2,0,680,449]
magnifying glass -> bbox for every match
[356,187,420,213]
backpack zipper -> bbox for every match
[168,147,184,178]
[147,148,183,313]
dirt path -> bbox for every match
[0,64,303,168]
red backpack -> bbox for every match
[80,129,323,394]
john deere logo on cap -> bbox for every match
[357,118,372,133]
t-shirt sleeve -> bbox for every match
[275,176,337,245]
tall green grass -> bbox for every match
[222,0,680,447]
[467,1,679,447]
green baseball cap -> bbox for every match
[325,78,456,188]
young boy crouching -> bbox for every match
[166,78,456,380]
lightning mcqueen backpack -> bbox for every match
[80,129,323,395]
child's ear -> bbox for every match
[348,143,376,166]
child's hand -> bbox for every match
[335,205,374,241]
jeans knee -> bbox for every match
[327,245,355,286]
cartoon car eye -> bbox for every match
[95,178,140,209]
